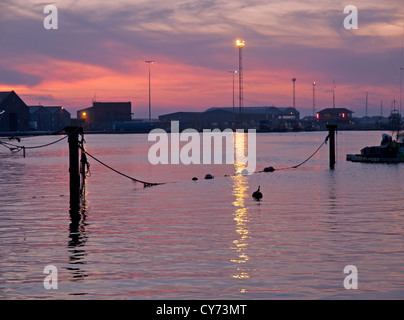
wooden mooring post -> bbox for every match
[64,126,83,209]
[326,124,337,169]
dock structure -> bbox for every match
[346,154,404,163]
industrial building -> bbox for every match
[29,105,71,131]
[77,101,132,131]
[159,106,300,131]
[316,108,354,129]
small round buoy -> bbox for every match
[192,177,198,181]
[241,168,249,176]
[252,186,263,201]
[204,174,214,179]
[264,166,275,172]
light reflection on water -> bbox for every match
[0,131,403,299]
[231,132,251,284]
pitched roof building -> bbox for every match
[0,91,30,132]
[29,105,71,131]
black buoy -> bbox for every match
[263,166,275,172]
[204,174,214,180]
[192,177,198,181]
[252,186,263,200]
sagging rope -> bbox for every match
[0,139,26,156]
[1,130,330,188]
[80,147,166,188]
[0,127,80,157]
[223,134,330,177]
[271,134,330,171]
[80,133,330,187]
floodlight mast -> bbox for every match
[145,60,154,122]
[236,40,245,121]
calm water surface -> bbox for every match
[0,131,403,299]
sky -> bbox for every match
[0,0,403,118]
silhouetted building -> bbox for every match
[316,108,354,129]
[159,106,300,131]
[29,105,71,131]
[47,107,71,130]
[29,106,52,131]
[77,101,131,131]
[0,90,30,132]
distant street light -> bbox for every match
[145,60,154,122]
[292,78,296,108]
[228,70,238,120]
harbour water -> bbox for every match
[0,130,403,299]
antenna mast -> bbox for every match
[400,34,404,122]
[380,100,383,117]
[365,91,368,118]
[332,79,336,109]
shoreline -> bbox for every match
[0,127,400,138]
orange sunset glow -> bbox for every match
[1,0,403,118]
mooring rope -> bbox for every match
[223,134,330,177]
[80,133,330,186]
[273,134,329,171]
[1,130,330,187]
[0,127,80,156]
[79,135,91,196]
[81,148,166,188]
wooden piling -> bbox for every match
[326,124,337,169]
[64,126,83,209]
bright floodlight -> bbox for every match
[236,40,245,47]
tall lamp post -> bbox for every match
[400,64,403,120]
[312,81,316,117]
[292,77,296,108]
[236,40,245,121]
[228,70,238,121]
[145,60,154,122]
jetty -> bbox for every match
[346,154,404,163]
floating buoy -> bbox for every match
[263,166,275,172]
[241,169,249,176]
[192,177,198,181]
[252,186,263,200]
[204,174,214,179]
